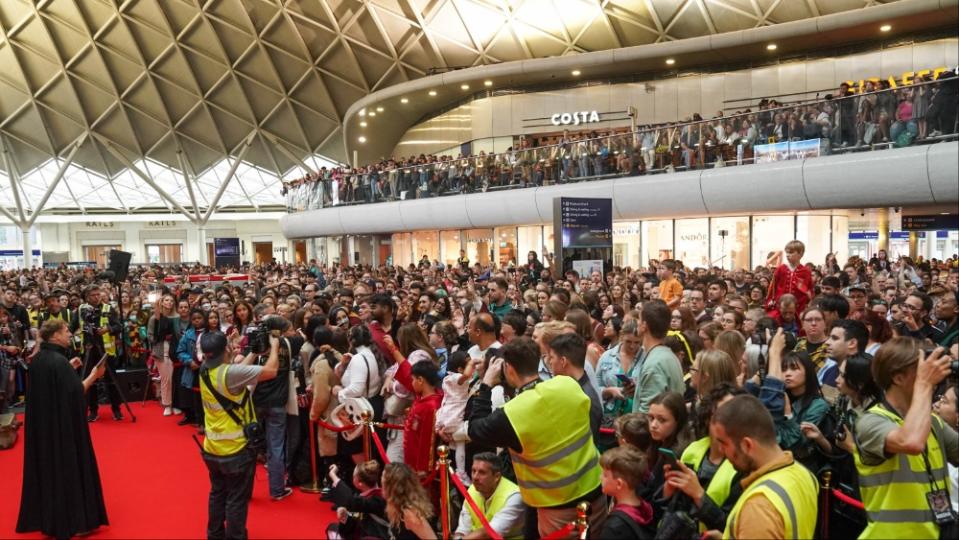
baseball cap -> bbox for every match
[200,332,228,360]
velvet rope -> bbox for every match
[371,429,390,464]
[375,422,405,430]
[448,466,503,540]
[314,419,404,433]
[420,466,438,486]
[599,427,615,435]
[830,488,865,511]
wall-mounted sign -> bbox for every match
[146,220,178,228]
[213,237,240,268]
[550,111,601,127]
[558,197,612,248]
[84,222,115,228]
[902,214,959,232]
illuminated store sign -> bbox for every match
[550,111,601,126]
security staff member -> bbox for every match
[855,338,958,539]
[29,294,79,359]
[468,337,605,538]
[454,452,525,539]
[199,331,279,540]
[710,394,818,540]
[71,285,122,422]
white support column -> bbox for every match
[197,226,207,265]
[22,228,32,269]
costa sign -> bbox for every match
[550,110,601,126]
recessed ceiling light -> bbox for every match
[461,84,469,90]
[359,109,366,116]
[766,43,777,50]
[428,90,437,96]
[368,111,376,117]
[358,136,367,143]
[484,80,493,87]
[376,106,384,112]
[571,70,581,76]
[360,121,367,127]
[665,58,675,65]
[401,97,409,103]
[880,24,892,32]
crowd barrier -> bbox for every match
[300,414,591,539]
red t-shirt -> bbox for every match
[403,392,443,473]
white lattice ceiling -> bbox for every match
[0,0,897,213]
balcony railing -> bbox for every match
[283,76,958,212]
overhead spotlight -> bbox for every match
[358,136,367,143]
[484,80,493,87]
[880,24,892,32]
[376,106,384,112]
[368,111,376,117]
[401,97,409,103]
[359,109,366,116]
[571,70,581,76]
[461,84,470,90]
[360,121,367,127]
[665,58,675,65]
[428,90,437,96]
[766,43,777,51]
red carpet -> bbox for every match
[1,402,336,539]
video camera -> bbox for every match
[243,316,287,355]
[751,317,798,379]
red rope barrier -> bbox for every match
[599,427,615,435]
[830,488,865,511]
[448,466,503,540]
[541,522,575,540]
[314,419,406,432]
[376,422,405,430]
[371,429,390,464]
[420,466,438,486]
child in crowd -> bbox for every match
[434,351,477,483]
[658,260,683,310]
[614,412,652,453]
[327,461,389,540]
[404,361,444,474]
[765,240,813,316]
[594,446,655,540]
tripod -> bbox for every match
[82,322,136,423]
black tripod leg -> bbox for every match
[104,362,137,422]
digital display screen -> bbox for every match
[214,238,240,257]
[560,197,613,248]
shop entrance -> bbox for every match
[253,242,273,264]
[83,245,122,268]
[145,244,182,264]
[294,240,307,264]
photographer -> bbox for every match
[198,331,280,539]
[243,316,295,501]
[73,285,123,422]
[855,338,958,539]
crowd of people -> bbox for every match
[8,238,959,539]
[282,75,958,210]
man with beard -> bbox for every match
[710,394,818,540]
[17,319,108,539]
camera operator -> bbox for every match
[72,285,123,422]
[240,316,295,501]
[855,338,958,539]
[198,331,280,539]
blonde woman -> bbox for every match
[147,294,179,416]
[382,463,436,539]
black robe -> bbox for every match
[17,342,108,539]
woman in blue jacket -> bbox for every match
[176,309,207,428]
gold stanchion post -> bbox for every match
[361,410,372,462]
[576,501,590,540]
[299,420,323,493]
[438,445,450,540]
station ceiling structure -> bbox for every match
[0,0,901,217]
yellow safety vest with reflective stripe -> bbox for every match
[200,364,255,456]
[98,304,116,356]
[502,376,601,508]
[27,308,40,330]
[724,455,818,540]
[856,404,949,539]
[466,477,523,539]
[682,436,738,531]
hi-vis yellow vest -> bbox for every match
[682,436,738,531]
[80,304,116,355]
[724,456,818,540]
[503,376,601,508]
[466,477,523,539]
[856,404,950,539]
[201,364,255,456]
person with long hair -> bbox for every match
[308,325,342,490]
[670,307,697,332]
[863,308,893,356]
[698,322,722,351]
[640,391,692,513]
[334,325,385,465]
[381,463,436,540]
[713,330,745,378]
[565,308,604,369]
[147,294,179,416]
[175,308,207,428]
[690,350,739,401]
[380,323,437,463]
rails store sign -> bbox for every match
[551,110,601,127]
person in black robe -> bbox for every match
[17,319,109,540]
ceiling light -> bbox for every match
[484,80,493,87]
[368,111,376,117]
[571,70,581,76]
[376,106,384,112]
[358,136,367,143]
[880,24,892,32]
[766,43,777,51]
[359,109,366,116]
[401,98,409,103]
[429,90,437,96]
[665,58,675,65]
[360,121,367,127]
[461,84,470,90]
